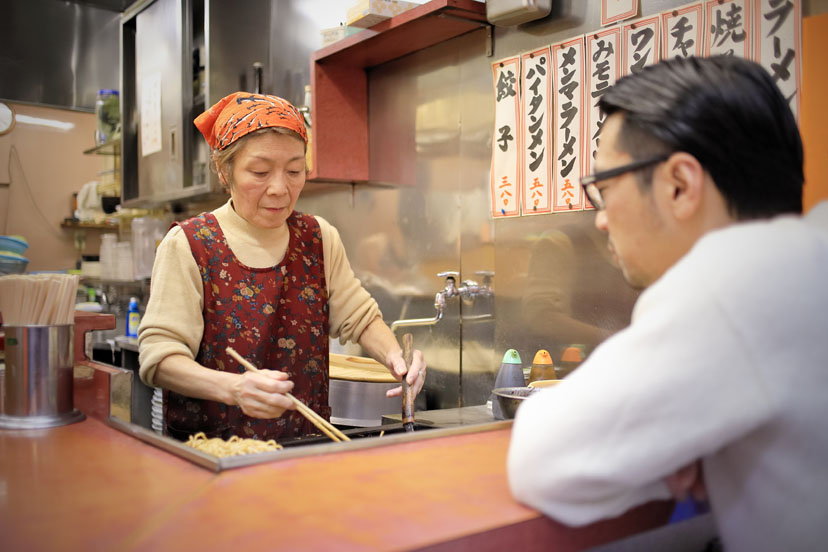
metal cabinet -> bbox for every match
[120,0,270,207]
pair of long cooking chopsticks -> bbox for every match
[226,347,350,442]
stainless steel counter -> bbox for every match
[107,414,510,472]
[114,335,138,352]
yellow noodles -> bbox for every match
[183,432,283,458]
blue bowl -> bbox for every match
[0,235,29,255]
[0,254,28,275]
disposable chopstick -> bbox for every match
[288,398,345,443]
[58,275,78,324]
[229,348,349,442]
[225,347,350,442]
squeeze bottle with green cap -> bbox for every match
[126,297,141,338]
[491,349,524,420]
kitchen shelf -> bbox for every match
[61,220,119,230]
[80,277,150,286]
[309,0,487,183]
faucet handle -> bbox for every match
[475,270,494,286]
[437,271,460,280]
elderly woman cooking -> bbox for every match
[138,92,426,441]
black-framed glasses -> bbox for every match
[580,153,671,210]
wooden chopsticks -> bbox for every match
[226,347,350,442]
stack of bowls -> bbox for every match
[151,388,164,434]
[0,235,29,275]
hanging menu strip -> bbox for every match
[552,37,586,212]
[521,47,553,215]
[661,2,705,60]
[623,15,661,76]
[491,56,522,218]
[602,0,639,27]
[705,0,752,58]
[584,27,623,211]
[754,0,801,121]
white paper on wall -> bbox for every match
[491,57,522,218]
[140,72,163,157]
[754,0,801,121]
[602,0,639,26]
[661,2,705,59]
[520,47,553,215]
[585,27,623,210]
[705,0,752,57]
[552,37,586,212]
[623,15,661,76]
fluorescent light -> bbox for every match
[15,114,75,131]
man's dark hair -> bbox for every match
[598,56,804,219]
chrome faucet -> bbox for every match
[457,271,494,305]
[390,271,494,334]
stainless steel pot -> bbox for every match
[328,354,425,427]
[329,378,403,427]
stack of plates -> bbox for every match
[151,388,163,434]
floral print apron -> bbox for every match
[164,210,330,442]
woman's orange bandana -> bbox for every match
[194,92,307,150]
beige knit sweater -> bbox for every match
[137,200,381,386]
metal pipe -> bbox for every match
[460,313,493,324]
[389,271,495,335]
[390,307,444,335]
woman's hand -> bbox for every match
[355,317,427,399]
[384,348,427,398]
[232,369,296,419]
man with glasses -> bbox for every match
[508,55,828,551]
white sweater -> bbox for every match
[508,202,828,552]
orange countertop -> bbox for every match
[0,413,671,551]
[2,312,671,550]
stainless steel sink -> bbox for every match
[106,408,508,472]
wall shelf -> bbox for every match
[61,220,119,230]
[309,0,487,183]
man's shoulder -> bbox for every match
[805,200,828,229]
[650,212,821,299]
[698,212,817,260]
[676,212,825,298]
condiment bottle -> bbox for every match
[556,345,585,378]
[491,349,524,420]
[126,297,141,338]
[94,89,119,146]
[528,349,555,384]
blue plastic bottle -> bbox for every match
[491,349,524,420]
[126,297,141,338]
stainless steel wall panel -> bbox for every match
[0,0,120,111]
[200,0,272,193]
[455,29,498,406]
[267,0,345,108]
[134,0,188,201]
[298,0,713,411]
